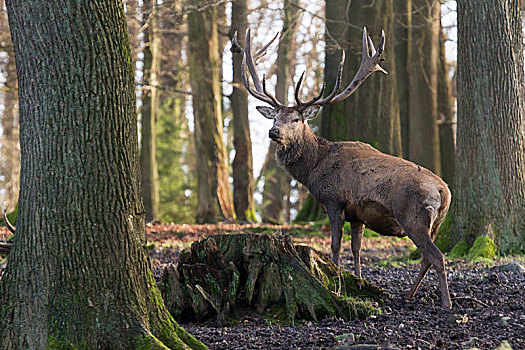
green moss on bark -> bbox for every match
[449,241,469,258]
[434,213,452,252]
[467,236,496,260]
[46,337,80,350]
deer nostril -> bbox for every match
[269,128,280,139]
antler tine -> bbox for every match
[314,51,345,106]
[240,54,279,107]
[362,26,370,60]
[262,74,282,107]
[254,31,279,63]
[294,71,306,107]
[245,29,264,93]
[231,31,243,54]
[233,28,283,108]
[324,27,387,105]
[299,83,326,109]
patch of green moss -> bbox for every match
[449,241,469,259]
[244,208,258,223]
[46,337,80,350]
[135,334,171,350]
[434,213,452,252]
[408,248,421,260]
[467,236,496,260]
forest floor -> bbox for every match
[2,223,524,349]
[145,222,525,350]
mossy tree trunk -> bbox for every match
[230,0,256,222]
[160,234,383,326]
[452,0,525,252]
[187,0,234,223]
[140,0,161,222]
[0,1,205,348]
[407,0,441,174]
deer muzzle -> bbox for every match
[269,127,281,141]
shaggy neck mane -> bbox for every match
[276,125,329,185]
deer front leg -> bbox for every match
[327,206,345,267]
[350,222,364,279]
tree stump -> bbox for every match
[159,234,385,326]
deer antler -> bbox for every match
[231,30,283,108]
[294,27,386,110]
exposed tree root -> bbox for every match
[159,234,385,326]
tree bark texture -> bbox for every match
[230,0,256,222]
[437,24,456,187]
[140,0,161,222]
[345,0,402,157]
[407,0,441,174]
[452,0,525,252]
[160,234,383,326]
[187,0,234,223]
[394,0,411,157]
[261,0,299,223]
[0,1,205,348]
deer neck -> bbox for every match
[275,125,325,186]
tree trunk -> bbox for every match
[230,0,256,222]
[187,0,234,223]
[0,1,205,348]
[407,0,441,174]
[394,0,411,157]
[452,0,525,252]
[346,0,402,157]
[141,0,160,222]
[261,0,299,223]
[160,234,383,326]
[156,0,197,223]
[437,24,456,187]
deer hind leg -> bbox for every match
[327,206,345,267]
[402,204,452,309]
[408,229,452,309]
[407,257,431,299]
[350,221,364,279]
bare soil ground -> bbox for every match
[145,223,525,350]
[2,224,524,349]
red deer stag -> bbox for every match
[231,28,452,308]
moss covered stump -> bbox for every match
[159,234,384,325]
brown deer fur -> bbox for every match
[258,105,452,309]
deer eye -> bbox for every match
[292,118,300,123]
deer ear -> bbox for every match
[303,105,321,120]
[256,106,278,119]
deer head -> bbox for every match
[231,27,387,146]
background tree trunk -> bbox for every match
[407,0,441,174]
[0,0,204,348]
[261,0,299,223]
[437,24,456,186]
[451,0,525,252]
[230,0,256,222]
[394,0,411,157]
[345,0,402,157]
[0,0,19,212]
[188,0,234,223]
[140,0,161,222]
